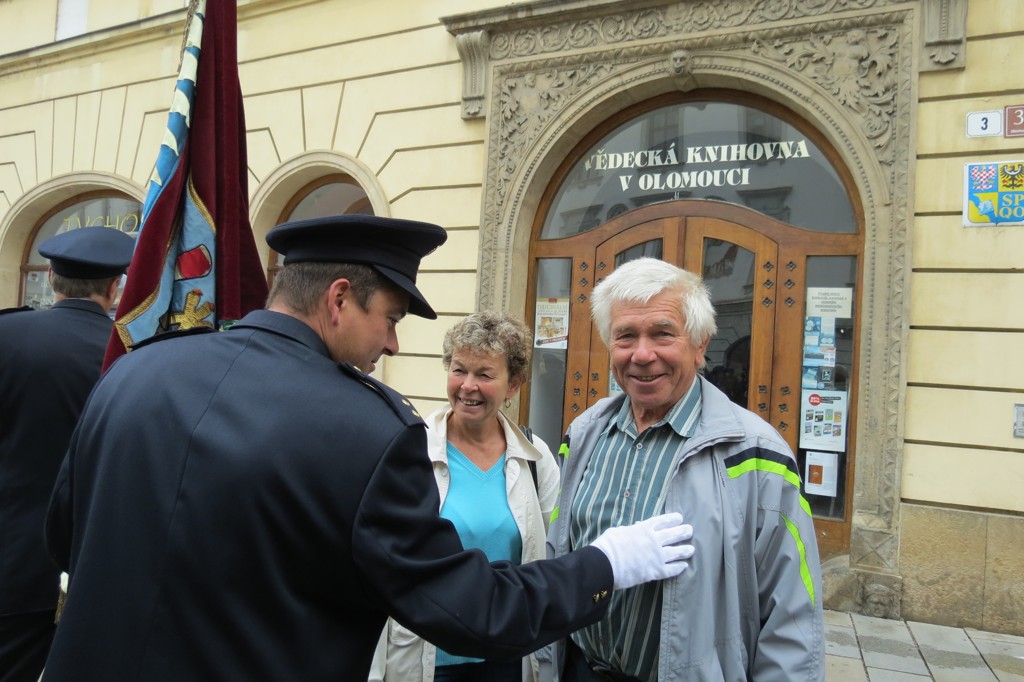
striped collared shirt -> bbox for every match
[569,379,702,681]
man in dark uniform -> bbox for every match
[0,226,134,682]
[42,215,694,681]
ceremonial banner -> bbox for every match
[103,0,268,370]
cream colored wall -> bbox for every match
[0,0,505,414]
[89,0,189,31]
[0,0,187,57]
[231,0,502,413]
[1,0,56,55]
[906,0,1024,513]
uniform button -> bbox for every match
[624,489,631,498]
[636,442,643,450]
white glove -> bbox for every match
[590,512,694,590]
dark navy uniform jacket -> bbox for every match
[0,299,113,617]
[43,310,612,681]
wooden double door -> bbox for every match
[526,200,861,558]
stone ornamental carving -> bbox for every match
[455,30,489,119]
[494,64,614,210]
[488,0,890,60]
[752,28,900,167]
[670,49,691,76]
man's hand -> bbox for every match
[590,512,694,590]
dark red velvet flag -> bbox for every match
[103,0,268,371]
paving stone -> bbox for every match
[825,609,854,627]
[968,636,1024,682]
[827,623,862,659]
[968,630,1024,647]
[867,669,933,681]
[853,614,929,676]
[827,654,868,681]
[908,621,998,681]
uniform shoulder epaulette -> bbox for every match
[337,362,424,427]
[130,326,217,350]
[0,305,32,316]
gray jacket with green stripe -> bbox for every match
[546,375,824,681]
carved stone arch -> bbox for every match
[480,32,905,316]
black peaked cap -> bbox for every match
[37,226,135,279]
[266,214,447,319]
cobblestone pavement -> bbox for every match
[825,610,1024,681]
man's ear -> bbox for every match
[327,278,352,322]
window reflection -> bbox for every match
[22,195,141,309]
[271,177,374,272]
[702,238,755,408]
[527,259,572,447]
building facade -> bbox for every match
[1,0,1021,634]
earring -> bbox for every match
[503,398,512,408]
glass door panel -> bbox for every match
[527,258,572,448]
[795,255,857,522]
[702,238,755,408]
[683,217,778,421]
[605,239,664,397]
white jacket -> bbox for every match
[368,406,560,682]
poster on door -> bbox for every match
[534,298,569,349]
[805,450,839,497]
[799,389,847,452]
[802,288,850,391]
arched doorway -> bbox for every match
[524,92,863,558]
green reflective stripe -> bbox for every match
[549,503,560,524]
[726,458,812,517]
[727,457,800,488]
[781,512,816,606]
[559,442,570,460]
[798,493,811,518]
[728,457,816,606]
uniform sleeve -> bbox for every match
[750,438,825,681]
[351,424,613,661]
[45,446,74,572]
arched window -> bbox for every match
[21,192,141,309]
[267,174,374,282]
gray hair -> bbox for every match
[50,273,118,299]
[590,257,717,348]
[442,311,533,383]
[266,262,397,315]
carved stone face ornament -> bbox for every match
[670,48,690,76]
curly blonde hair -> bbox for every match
[442,311,533,383]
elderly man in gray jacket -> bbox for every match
[548,257,824,682]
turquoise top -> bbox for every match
[435,442,522,667]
